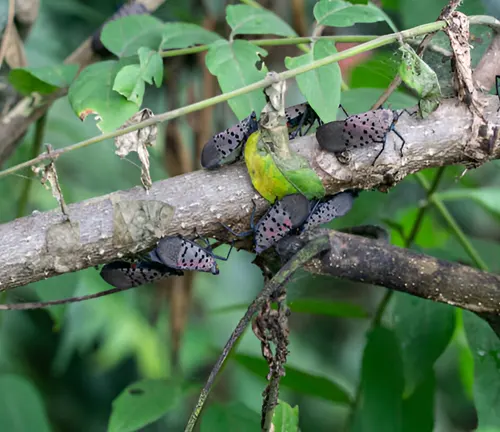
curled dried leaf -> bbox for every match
[115,108,157,190]
[32,147,68,217]
[444,12,485,137]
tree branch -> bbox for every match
[1,96,500,291]
[277,229,500,335]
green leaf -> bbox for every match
[226,4,297,38]
[0,374,52,432]
[401,373,435,432]
[113,64,145,105]
[101,15,164,57]
[272,401,299,432]
[285,39,341,123]
[9,64,79,95]
[206,39,268,119]
[352,327,404,432]
[464,311,500,429]
[234,354,351,404]
[399,44,441,117]
[392,293,455,395]
[314,0,394,29]
[435,188,500,218]
[161,22,223,50]
[108,379,187,432]
[69,60,139,133]
[138,47,163,87]
[200,402,260,432]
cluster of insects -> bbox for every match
[100,101,406,289]
[100,191,356,289]
[201,101,409,169]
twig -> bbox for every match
[0,20,448,180]
[183,235,330,432]
[0,284,138,310]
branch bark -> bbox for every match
[1,96,500,291]
[277,229,500,335]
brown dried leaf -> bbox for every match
[444,12,485,139]
[32,149,68,217]
[115,108,157,190]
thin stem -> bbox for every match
[417,174,488,271]
[184,236,330,432]
[0,284,138,310]
[16,114,47,217]
[161,36,379,60]
[0,20,446,180]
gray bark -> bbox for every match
[1,96,500,292]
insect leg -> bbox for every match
[213,241,234,261]
[392,129,406,157]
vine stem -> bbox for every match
[184,236,331,432]
[345,166,447,430]
[0,20,447,180]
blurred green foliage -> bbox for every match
[1,0,500,431]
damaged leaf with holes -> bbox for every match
[399,44,441,118]
[114,108,157,190]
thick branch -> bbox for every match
[276,229,500,336]
[1,97,500,291]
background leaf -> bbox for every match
[9,64,79,95]
[401,373,435,432]
[113,64,145,105]
[285,39,342,123]
[101,15,165,57]
[226,4,297,37]
[138,47,163,87]
[206,40,268,119]
[392,293,455,394]
[161,22,222,50]
[108,379,188,432]
[0,374,52,432]
[435,188,500,218]
[200,402,260,431]
[272,401,299,432]
[352,327,404,432]
[464,312,500,429]
[234,354,351,404]
[314,0,394,29]
[68,60,139,133]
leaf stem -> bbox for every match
[0,21,446,180]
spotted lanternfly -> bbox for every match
[150,235,232,275]
[301,191,358,232]
[285,103,322,139]
[222,194,311,254]
[317,109,405,165]
[100,260,182,288]
[201,111,258,170]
